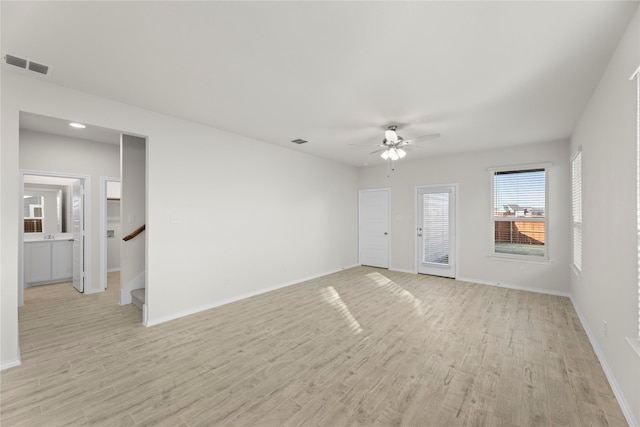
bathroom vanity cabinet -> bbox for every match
[24,239,73,286]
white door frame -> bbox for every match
[99,176,120,292]
[358,188,390,269]
[415,183,459,278]
[19,169,92,305]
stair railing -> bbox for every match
[123,224,145,241]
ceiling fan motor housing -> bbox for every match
[384,125,401,145]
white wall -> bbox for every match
[20,130,120,294]
[1,72,359,366]
[1,73,21,369]
[570,5,640,425]
[358,140,571,294]
[145,122,358,324]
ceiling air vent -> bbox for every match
[3,54,51,76]
[291,138,308,145]
[28,61,49,75]
[4,54,27,69]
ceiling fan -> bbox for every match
[371,125,441,161]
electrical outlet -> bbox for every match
[603,321,608,337]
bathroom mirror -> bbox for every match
[23,175,75,234]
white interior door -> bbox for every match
[359,189,390,268]
[72,179,85,292]
[417,185,456,278]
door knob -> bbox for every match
[384,232,388,235]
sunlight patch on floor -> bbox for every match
[320,286,363,334]
[366,271,426,316]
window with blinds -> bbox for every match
[572,151,582,272]
[634,65,640,339]
[491,166,548,258]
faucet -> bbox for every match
[44,234,55,240]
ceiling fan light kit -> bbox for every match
[380,147,406,161]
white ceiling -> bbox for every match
[20,112,121,145]
[2,1,638,166]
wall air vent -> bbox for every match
[3,54,51,76]
[291,138,308,144]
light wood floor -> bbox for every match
[1,267,627,426]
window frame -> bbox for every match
[489,163,551,261]
[633,64,640,341]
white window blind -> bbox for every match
[492,168,547,258]
[423,192,450,264]
[572,151,582,272]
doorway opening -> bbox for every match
[19,171,90,305]
[19,111,126,299]
[18,112,148,325]
[100,177,121,291]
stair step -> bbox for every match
[131,289,145,311]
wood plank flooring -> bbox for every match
[0,267,628,426]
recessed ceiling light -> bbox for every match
[69,122,86,129]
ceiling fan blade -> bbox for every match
[402,133,441,145]
[370,148,387,154]
[350,142,390,150]
[349,143,384,150]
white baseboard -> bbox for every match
[569,296,638,427]
[107,268,121,273]
[0,358,21,371]
[456,276,571,298]
[145,265,357,327]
